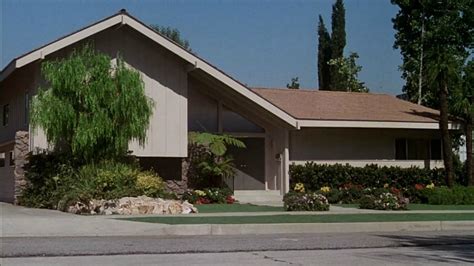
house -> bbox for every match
[0,10,457,203]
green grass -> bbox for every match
[120,213,474,225]
[334,204,474,211]
[197,204,284,213]
[407,204,474,210]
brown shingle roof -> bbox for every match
[251,88,440,123]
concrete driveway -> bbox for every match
[0,203,170,237]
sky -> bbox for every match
[1,0,404,95]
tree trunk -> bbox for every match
[439,78,454,187]
[467,120,474,186]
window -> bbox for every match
[25,92,30,124]
[9,151,15,166]
[2,104,9,126]
[0,152,5,167]
[395,138,441,160]
[395,139,407,160]
[430,139,442,160]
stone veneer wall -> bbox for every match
[13,131,29,205]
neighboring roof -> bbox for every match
[0,9,297,128]
[252,88,443,125]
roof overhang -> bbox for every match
[0,11,298,128]
[296,119,461,130]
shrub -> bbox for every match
[283,191,330,211]
[187,132,245,188]
[136,170,164,197]
[19,152,78,209]
[419,186,474,205]
[359,188,408,210]
[20,154,167,210]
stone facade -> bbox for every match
[13,131,29,205]
[164,159,189,196]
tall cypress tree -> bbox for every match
[318,15,332,90]
[330,0,346,90]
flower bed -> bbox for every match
[182,188,235,204]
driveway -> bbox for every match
[0,203,170,237]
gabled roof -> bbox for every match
[0,10,298,128]
[252,88,456,129]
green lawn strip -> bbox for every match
[119,213,474,225]
[334,204,474,211]
[407,204,474,210]
[197,204,284,213]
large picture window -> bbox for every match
[395,138,442,160]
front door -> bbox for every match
[227,137,265,190]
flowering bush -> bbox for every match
[182,187,234,204]
[323,183,364,204]
[283,191,330,211]
[320,186,331,193]
[359,188,408,210]
[294,183,305,193]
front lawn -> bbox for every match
[335,204,474,211]
[197,204,284,213]
[120,212,474,225]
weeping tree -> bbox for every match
[31,44,154,162]
[187,132,246,188]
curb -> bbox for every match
[155,220,474,236]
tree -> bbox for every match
[287,77,300,89]
[393,0,474,187]
[317,15,332,90]
[453,60,474,186]
[150,25,191,51]
[329,0,346,91]
[392,0,432,106]
[328,52,369,92]
[31,44,154,162]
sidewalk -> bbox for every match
[2,203,474,238]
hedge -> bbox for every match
[419,186,474,205]
[289,163,445,191]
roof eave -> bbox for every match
[296,119,461,130]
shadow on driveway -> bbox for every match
[374,233,474,264]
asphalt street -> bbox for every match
[1,230,474,265]
[3,245,474,266]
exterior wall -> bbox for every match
[0,143,15,203]
[187,75,291,193]
[26,25,189,157]
[289,127,441,168]
[0,63,39,145]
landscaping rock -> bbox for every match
[66,196,198,215]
